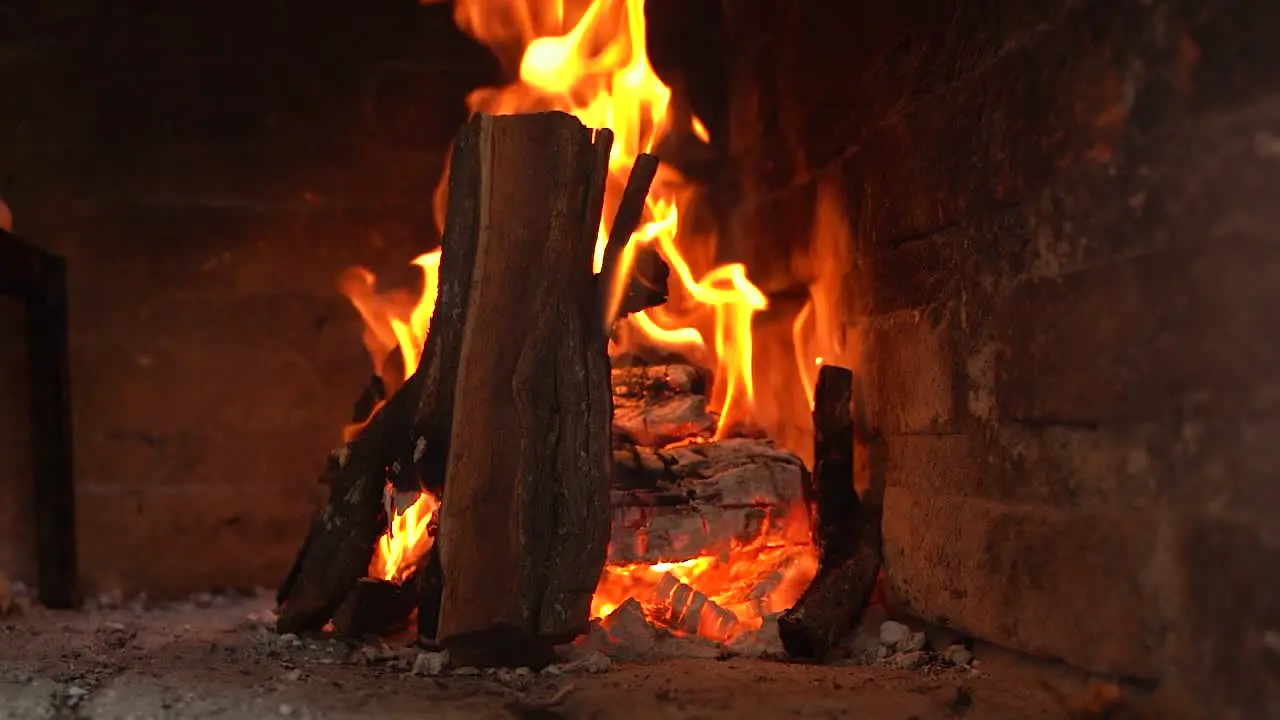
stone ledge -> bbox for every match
[865,310,959,434]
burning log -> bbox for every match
[275,373,394,613]
[432,111,617,668]
[275,370,424,634]
[609,437,808,565]
[777,365,883,659]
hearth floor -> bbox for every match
[0,596,1080,719]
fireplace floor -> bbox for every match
[0,595,1119,718]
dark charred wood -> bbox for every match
[276,373,393,608]
[777,365,882,660]
[275,370,423,635]
[435,112,613,667]
[615,244,670,317]
[599,152,662,332]
[332,577,417,637]
[415,542,444,646]
[387,116,489,499]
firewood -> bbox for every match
[433,112,615,668]
[777,365,882,659]
[599,153,662,332]
[275,371,424,634]
[332,577,417,637]
[415,542,445,645]
[276,373,393,611]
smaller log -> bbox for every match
[415,542,445,646]
[332,577,417,637]
[276,373,390,608]
[615,244,670,317]
[275,370,423,634]
[599,153,661,333]
[777,365,882,660]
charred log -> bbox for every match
[276,370,423,635]
[777,365,882,659]
[433,112,616,668]
[276,373,392,610]
[599,152,661,334]
[332,577,418,637]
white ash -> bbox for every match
[609,439,806,565]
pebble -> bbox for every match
[190,592,214,608]
[412,651,449,677]
[277,633,302,648]
[878,621,910,648]
[453,666,481,676]
[942,645,974,667]
[278,703,294,716]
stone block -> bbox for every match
[881,487,1161,677]
[864,310,959,434]
[883,422,1176,510]
[994,243,1280,423]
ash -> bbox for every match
[0,587,1085,719]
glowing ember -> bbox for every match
[340,0,831,635]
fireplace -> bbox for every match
[0,0,1276,717]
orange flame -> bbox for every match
[340,0,836,632]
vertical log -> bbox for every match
[777,364,882,659]
[434,111,613,668]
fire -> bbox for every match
[340,0,830,633]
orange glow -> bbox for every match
[591,502,817,641]
[339,0,841,636]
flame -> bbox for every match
[590,502,817,641]
[338,0,840,633]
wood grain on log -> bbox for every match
[435,112,614,668]
[777,365,882,659]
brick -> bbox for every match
[994,242,1280,423]
[76,483,318,598]
[864,310,959,433]
[883,423,1174,510]
[882,487,1161,677]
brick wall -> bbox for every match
[721,0,1280,714]
[0,1,495,598]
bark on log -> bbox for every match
[434,112,615,668]
[777,365,882,659]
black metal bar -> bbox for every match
[1,229,78,609]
